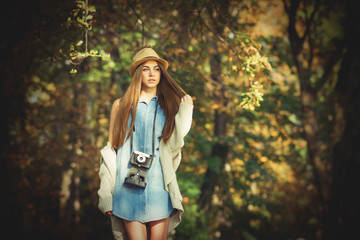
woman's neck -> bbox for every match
[140,87,157,103]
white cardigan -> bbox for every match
[98,103,193,238]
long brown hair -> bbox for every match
[112,61,186,149]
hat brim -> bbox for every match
[129,58,169,76]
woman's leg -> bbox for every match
[123,219,147,240]
[148,217,170,240]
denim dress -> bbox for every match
[112,97,173,222]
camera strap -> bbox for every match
[130,99,159,157]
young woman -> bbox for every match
[98,48,193,240]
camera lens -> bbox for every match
[137,155,146,163]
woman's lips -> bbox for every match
[148,79,156,83]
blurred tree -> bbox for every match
[282,0,360,238]
[1,0,76,237]
[328,1,360,238]
[197,0,230,212]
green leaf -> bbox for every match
[76,40,84,46]
[88,6,96,12]
[70,68,77,74]
[76,0,85,9]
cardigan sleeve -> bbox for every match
[168,103,193,151]
[97,157,113,214]
[97,142,117,214]
[167,103,193,171]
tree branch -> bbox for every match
[85,0,88,54]
[196,9,240,62]
[316,38,346,91]
[301,0,319,43]
[127,0,145,47]
[282,0,290,14]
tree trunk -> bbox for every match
[59,83,81,225]
[299,79,331,208]
[198,46,229,210]
[324,1,360,238]
[286,1,332,211]
[198,0,230,211]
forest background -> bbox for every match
[1,0,359,239]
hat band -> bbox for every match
[143,56,158,59]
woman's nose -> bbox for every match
[149,70,154,76]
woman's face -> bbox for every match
[141,60,161,91]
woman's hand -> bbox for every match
[106,211,113,216]
[181,95,193,105]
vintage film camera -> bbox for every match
[124,151,153,189]
[130,150,153,169]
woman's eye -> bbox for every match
[155,68,160,71]
[143,68,149,71]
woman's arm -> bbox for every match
[98,157,114,214]
[98,143,117,214]
[167,95,194,151]
[108,98,121,144]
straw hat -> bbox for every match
[129,48,169,76]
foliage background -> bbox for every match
[1,0,359,239]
